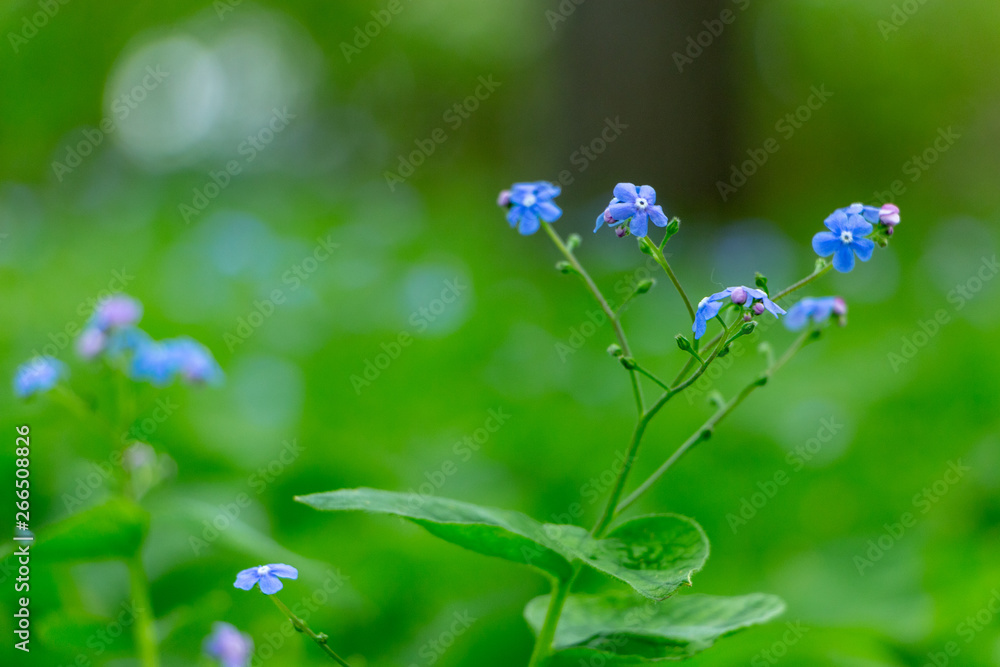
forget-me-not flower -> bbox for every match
[812,206,876,273]
[784,297,847,330]
[128,337,223,386]
[171,338,224,385]
[234,563,299,595]
[692,286,785,339]
[77,295,144,359]
[603,183,669,238]
[204,622,254,667]
[13,356,67,398]
[502,182,562,235]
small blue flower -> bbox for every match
[129,340,178,386]
[234,563,298,595]
[504,181,562,235]
[784,297,847,330]
[128,336,223,386]
[604,183,669,238]
[14,356,67,398]
[204,622,253,667]
[692,286,785,339]
[812,207,876,273]
[171,338,224,385]
[91,295,143,331]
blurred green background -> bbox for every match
[2,0,1000,665]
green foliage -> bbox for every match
[32,498,148,561]
[296,490,708,599]
[524,592,786,664]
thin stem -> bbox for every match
[647,241,696,321]
[270,596,351,666]
[771,262,832,301]
[541,221,644,414]
[127,556,159,667]
[527,572,576,667]
[617,330,814,514]
[630,362,671,392]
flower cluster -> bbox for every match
[203,622,253,667]
[593,183,669,238]
[13,356,66,398]
[497,181,562,235]
[234,563,298,595]
[813,202,900,272]
[693,286,785,339]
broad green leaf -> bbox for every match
[525,592,786,664]
[577,515,709,600]
[33,499,149,561]
[295,488,577,580]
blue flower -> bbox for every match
[14,356,66,398]
[813,207,876,272]
[692,286,785,339]
[204,622,253,667]
[504,181,562,235]
[171,338,224,385]
[128,337,223,386]
[604,183,669,238]
[593,197,618,233]
[129,340,178,386]
[234,563,298,595]
[77,295,144,359]
[784,297,847,330]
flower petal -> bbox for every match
[266,564,299,580]
[823,209,848,232]
[609,202,637,221]
[843,214,873,236]
[761,298,786,317]
[832,245,856,272]
[594,210,605,233]
[629,210,649,238]
[638,184,656,205]
[234,568,260,590]
[518,210,540,236]
[257,573,284,595]
[784,305,810,330]
[852,237,875,262]
[536,201,562,223]
[648,205,668,228]
[812,232,841,257]
[506,206,523,228]
[613,182,638,203]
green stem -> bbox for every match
[270,596,351,666]
[541,221,645,415]
[527,572,576,667]
[771,262,832,302]
[616,330,814,514]
[646,240,695,321]
[127,556,159,667]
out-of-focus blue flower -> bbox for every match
[503,181,562,235]
[77,295,144,359]
[171,338,223,385]
[129,340,178,386]
[604,183,669,238]
[76,327,107,360]
[234,564,298,595]
[128,337,223,386]
[204,622,253,667]
[812,208,876,273]
[692,286,785,339]
[14,356,67,398]
[784,297,847,330]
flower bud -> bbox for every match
[752,302,765,316]
[607,343,623,358]
[620,356,638,370]
[566,233,582,251]
[675,334,694,353]
[740,321,757,335]
[555,261,575,275]
[635,279,655,295]
[497,190,512,207]
[730,287,747,305]
[615,225,627,238]
[879,203,900,227]
[666,218,680,236]
[743,312,752,322]
[603,208,616,225]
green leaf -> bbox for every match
[525,592,786,664]
[578,515,709,600]
[295,488,577,580]
[33,499,149,561]
[297,490,708,600]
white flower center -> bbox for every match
[257,565,271,576]
[635,197,648,210]
[522,194,537,207]
[840,230,853,243]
